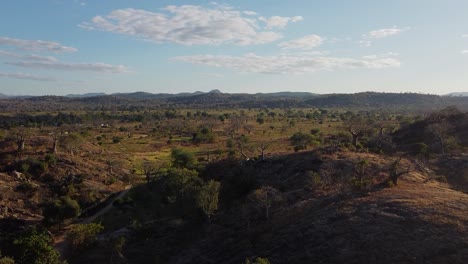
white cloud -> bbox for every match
[243,11,257,16]
[0,71,56,82]
[6,61,129,73]
[279,35,324,50]
[461,50,468,54]
[462,35,468,38]
[364,27,408,39]
[173,53,400,74]
[0,50,57,62]
[359,40,372,47]
[0,36,77,53]
[360,27,408,47]
[259,15,303,29]
[80,5,302,46]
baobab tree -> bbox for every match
[388,157,411,185]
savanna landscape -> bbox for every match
[1,92,468,263]
[2,1,468,263]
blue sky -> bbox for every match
[1,0,468,96]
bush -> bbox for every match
[42,196,81,226]
[12,229,63,264]
[290,132,313,152]
[66,223,104,251]
[245,257,270,264]
[171,148,195,169]
[0,257,15,264]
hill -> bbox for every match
[1,92,468,112]
[69,150,468,264]
[446,92,468,97]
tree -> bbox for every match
[245,257,270,264]
[59,133,82,156]
[12,229,63,264]
[196,180,220,219]
[171,148,195,169]
[289,132,313,152]
[140,160,165,183]
[427,123,450,154]
[0,257,15,264]
[388,157,410,185]
[42,196,81,225]
[248,186,283,220]
[15,133,26,154]
[258,141,272,161]
[66,223,104,251]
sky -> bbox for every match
[1,0,468,96]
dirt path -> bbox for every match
[54,185,132,259]
[80,185,132,224]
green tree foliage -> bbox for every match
[388,158,410,185]
[171,148,195,169]
[12,229,63,264]
[42,196,81,225]
[248,186,283,220]
[196,180,221,218]
[245,257,270,264]
[290,132,320,152]
[66,223,104,251]
[0,257,15,264]
[192,127,215,143]
[162,168,202,205]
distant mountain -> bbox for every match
[113,91,205,99]
[0,93,7,98]
[66,92,107,98]
[256,91,317,98]
[446,92,468,97]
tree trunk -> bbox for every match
[52,140,58,154]
[352,134,359,148]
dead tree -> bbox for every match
[259,142,272,161]
[50,133,59,154]
[15,133,25,153]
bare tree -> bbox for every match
[258,141,272,161]
[50,133,59,154]
[15,133,26,153]
[140,160,165,183]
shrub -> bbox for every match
[0,257,15,264]
[12,229,63,264]
[66,223,104,251]
[42,196,81,226]
[245,257,270,264]
[290,132,313,152]
[171,148,195,169]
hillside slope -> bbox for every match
[171,171,468,264]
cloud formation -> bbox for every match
[462,50,468,54]
[279,35,324,50]
[0,37,77,53]
[80,5,302,46]
[259,16,303,29]
[360,27,408,47]
[6,61,129,73]
[0,50,57,62]
[366,28,404,39]
[0,71,56,82]
[173,53,400,74]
